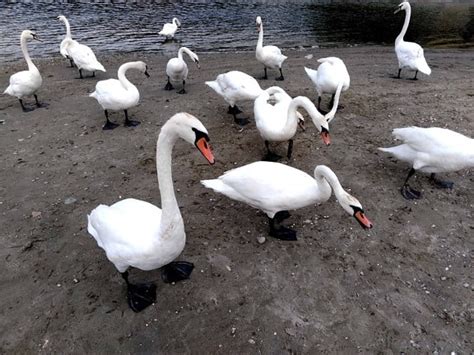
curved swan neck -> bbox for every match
[289,96,326,131]
[178,47,195,61]
[314,165,345,199]
[325,82,343,123]
[21,34,36,72]
[117,62,138,90]
[63,18,72,38]
[257,22,264,49]
[396,3,411,44]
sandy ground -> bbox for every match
[0,46,473,353]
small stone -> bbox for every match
[248,339,255,344]
[32,211,42,218]
[226,265,231,272]
[441,276,447,281]
[463,283,469,288]
[64,197,77,205]
[257,236,266,244]
[305,54,313,59]
[231,327,236,335]
[73,278,79,284]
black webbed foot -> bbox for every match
[401,184,421,200]
[164,82,174,91]
[275,75,284,81]
[234,117,250,126]
[126,282,157,313]
[228,105,242,115]
[262,151,282,162]
[103,120,119,130]
[274,210,291,222]
[124,119,141,127]
[178,88,186,94]
[430,174,454,189]
[161,261,194,283]
[269,225,297,241]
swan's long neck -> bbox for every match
[325,82,343,123]
[396,5,411,44]
[314,165,345,202]
[178,47,194,61]
[117,62,137,90]
[21,35,36,72]
[257,23,264,49]
[156,130,181,232]
[63,18,72,38]
[288,96,326,132]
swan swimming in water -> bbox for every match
[57,15,75,67]
[87,113,215,312]
[164,47,200,94]
[394,1,431,80]
[379,127,474,199]
[89,61,149,130]
[3,30,44,112]
[159,17,181,41]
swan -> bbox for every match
[304,57,350,111]
[87,113,215,312]
[165,47,200,94]
[254,87,332,161]
[255,16,287,81]
[89,61,150,130]
[57,15,75,67]
[394,1,431,80]
[205,70,264,126]
[202,163,373,241]
[379,126,474,199]
[159,17,181,40]
[61,37,106,79]
[3,30,44,112]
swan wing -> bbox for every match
[4,70,42,97]
[90,79,138,109]
[396,41,431,75]
[159,23,177,36]
[69,42,105,72]
[208,71,262,103]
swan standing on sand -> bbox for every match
[3,30,44,112]
[254,87,331,161]
[202,163,373,241]
[379,127,474,199]
[205,70,263,126]
[394,1,431,80]
[304,57,350,111]
[159,17,181,41]
[256,16,287,81]
[165,47,200,94]
[90,61,149,130]
[88,113,215,312]
[57,15,75,67]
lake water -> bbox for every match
[1,1,473,63]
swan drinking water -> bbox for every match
[255,16,287,81]
[165,47,200,94]
[159,17,181,41]
[87,113,215,312]
[394,1,431,80]
[57,15,75,67]
[379,127,474,200]
[89,61,149,130]
[202,163,372,241]
[3,30,44,112]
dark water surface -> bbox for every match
[1,1,473,63]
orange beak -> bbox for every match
[354,211,373,229]
[320,131,331,145]
[196,137,215,165]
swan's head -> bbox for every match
[57,15,67,23]
[256,16,262,31]
[394,2,410,14]
[135,61,150,77]
[164,113,215,164]
[22,30,41,42]
[337,192,373,230]
[173,18,181,27]
[191,53,200,69]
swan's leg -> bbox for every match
[227,105,242,115]
[274,210,291,222]
[178,80,186,94]
[400,168,421,200]
[268,216,297,241]
[396,68,401,79]
[78,69,83,79]
[69,58,74,67]
[412,71,418,80]
[121,271,157,313]
[33,94,47,108]
[263,140,282,162]
[161,261,194,283]
[164,77,174,91]
[430,173,454,189]
[317,96,322,110]
[123,109,140,127]
[287,139,294,159]
[261,67,268,80]
[19,99,33,112]
[92,71,96,78]
[275,68,284,81]
[102,110,119,130]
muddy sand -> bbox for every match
[0,46,473,353]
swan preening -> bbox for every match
[159,17,181,40]
[87,113,215,312]
[202,163,373,241]
[304,57,350,111]
[90,61,150,130]
[57,15,74,67]
[379,127,474,200]
[165,47,200,94]
[205,70,263,126]
[256,16,287,81]
[254,87,331,161]
[394,1,431,80]
[3,30,44,112]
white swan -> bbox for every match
[3,30,43,112]
[62,37,106,79]
[254,87,332,161]
[202,163,373,241]
[87,113,215,312]
[304,57,350,111]
[57,15,75,67]
[89,61,149,130]
[159,17,181,40]
[394,1,431,80]
[256,16,287,81]
[205,70,264,126]
[379,126,474,199]
[165,47,200,94]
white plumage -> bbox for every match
[165,47,199,94]
[255,16,287,80]
[62,38,106,78]
[159,17,181,39]
[57,15,73,65]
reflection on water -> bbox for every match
[0,1,473,63]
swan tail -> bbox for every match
[95,62,106,72]
[89,91,97,99]
[3,85,13,96]
[304,67,317,80]
[201,179,228,194]
[205,81,221,95]
[417,59,431,75]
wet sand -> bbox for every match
[0,46,473,353]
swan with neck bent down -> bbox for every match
[379,126,474,200]
[165,47,200,94]
[87,113,215,312]
[57,15,75,67]
[159,17,181,40]
[202,163,373,241]
[90,61,150,130]
[394,1,431,80]
[3,30,44,112]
